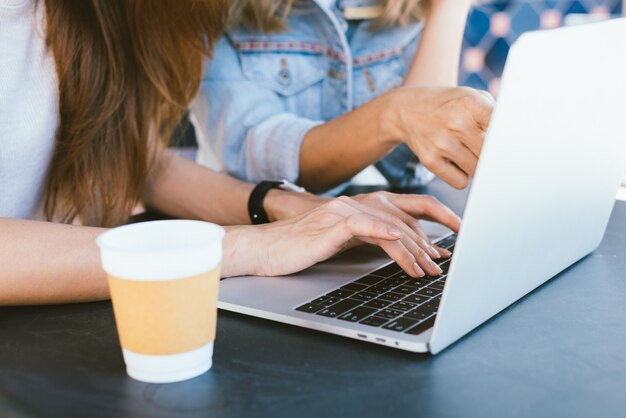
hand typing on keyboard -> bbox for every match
[296,234,457,335]
[229,195,459,279]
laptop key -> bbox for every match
[295,303,325,314]
[436,235,456,248]
[393,285,416,295]
[376,308,404,319]
[338,306,378,322]
[310,296,341,306]
[391,272,412,281]
[359,316,389,327]
[425,285,443,294]
[351,291,378,302]
[439,260,451,274]
[316,299,362,318]
[405,315,437,336]
[415,287,440,298]
[363,299,392,310]
[378,292,404,302]
[340,282,370,292]
[409,279,433,289]
[354,275,386,286]
[366,284,393,294]
[379,277,406,287]
[326,289,354,299]
[383,317,419,332]
[404,308,435,321]
[429,281,445,291]
[402,294,429,305]
[401,280,422,289]
[370,263,403,278]
[389,301,417,312]
[419,301,440,314]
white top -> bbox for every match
[0,0,58,219]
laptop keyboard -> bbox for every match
[295,234,457,335]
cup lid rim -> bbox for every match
[96,220,225,254]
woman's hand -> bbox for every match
[378,87,494,189]
[221,195,460,279]
[267,190,460,257]
[349,191,460,257]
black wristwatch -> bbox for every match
[248,180,306,225]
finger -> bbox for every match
[429,157,469,190]
[344,195,443,266]
[399,234,443,276]
[378,204,441,259]
[370,239,424,278]
[387,194,462,232]
[335,212,425,278]
[340,195,442,259]
[332,212,403,245]
[433,244,451,258]
[464,125,487,159]
[354,193,429,240]
[440,137,479,177]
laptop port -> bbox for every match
[375,338,386,343]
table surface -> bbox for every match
[2,181,626,418]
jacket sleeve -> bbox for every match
[190,37,322,184]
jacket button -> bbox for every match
[277,68,292,85]
[277,57,291,85]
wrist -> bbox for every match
[264,189,292,222]
[265,189,328,221]
[221,225,263,277]
[377,90,407,147]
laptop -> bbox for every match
[218,19,626,354]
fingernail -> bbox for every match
[429,246,442,258]
[439,248,452,257]
[430,260,443,275]
[413,262,425,277]
[388,229,403,238]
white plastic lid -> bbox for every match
[96,220,224,281]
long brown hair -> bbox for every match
[228,0,430,33]
[43,0,227,226]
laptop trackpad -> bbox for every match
[219,246,391,312]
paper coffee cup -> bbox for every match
[96,220,224,383]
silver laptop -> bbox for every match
[219,19,626,354]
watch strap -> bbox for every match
[248,181,283,225]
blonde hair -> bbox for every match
[228,0,430,32]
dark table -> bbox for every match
[2,181,626,418]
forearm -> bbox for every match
[143,151,326,223]
[298,96,397,192]
[0,219,107,305]
[142,152,254,224]
[403,0,471,87]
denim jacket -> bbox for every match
[191,0,434,192]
